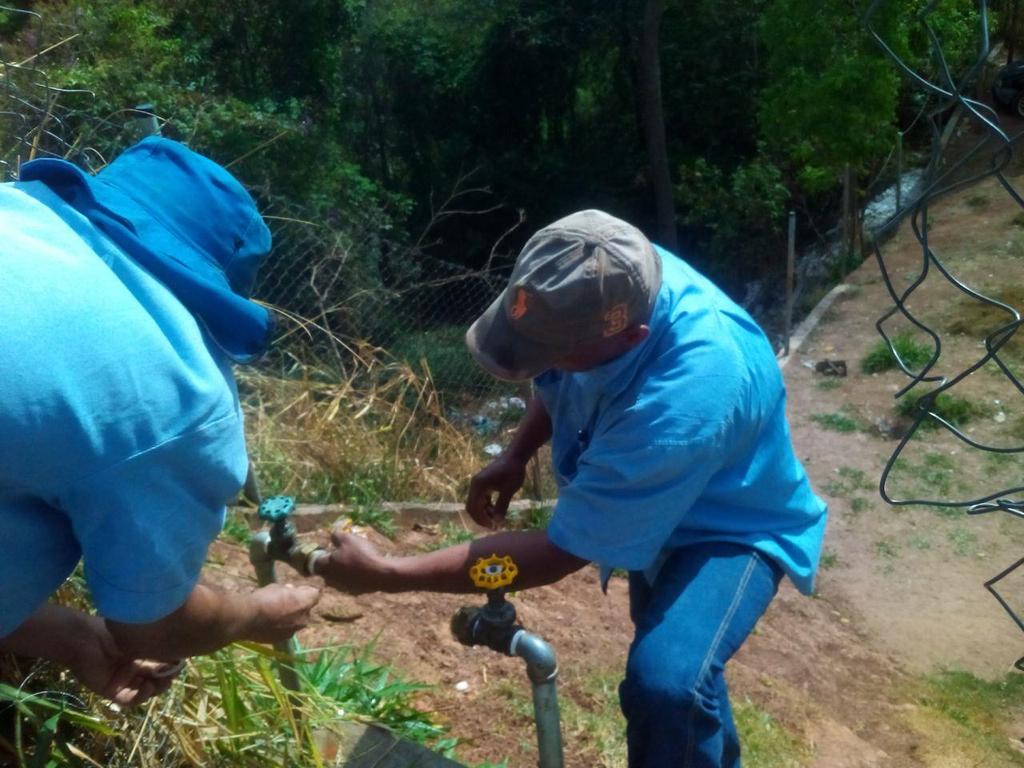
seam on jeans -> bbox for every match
[683,553,758,767]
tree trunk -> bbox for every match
[637,0,678,251]
[1009,0,1020,63]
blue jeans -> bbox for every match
[619,542,782,768]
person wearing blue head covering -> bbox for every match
[0,138,320,705]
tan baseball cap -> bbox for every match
[466,209,663,381]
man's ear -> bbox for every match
[623,324,650,348]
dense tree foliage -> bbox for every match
[0,0,995,306]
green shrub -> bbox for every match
[861,333,933,374]
[895,391,991,430]
[811,412,858,432]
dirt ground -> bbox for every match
[204,122,1024,767]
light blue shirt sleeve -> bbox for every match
[547,424,724,571]
[61,411,249,624]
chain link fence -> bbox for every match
[251,192,530,410]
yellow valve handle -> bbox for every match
[469,554,519,589]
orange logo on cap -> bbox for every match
[510,287,530,320]
[603,304,628,336]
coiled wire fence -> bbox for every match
[866,0,1024,656]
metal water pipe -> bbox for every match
[451,557,564,768]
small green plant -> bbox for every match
[815,377,842,390]
[425,520,476,551]
[348,504,397,539]
[811,412,858,433]
[875,539,899,559]
[824,465,875,499]
[734,697,811,767]
[875,539,900,573]
[344,466,399,538]
[220,509,253,545]
[839,466,870,488]
[965,192,990,209]
[907,534,932,551]
[849,496,871,513]
[947,526,978,557]
[820,551,839,569]
[861,333,933,374]
[508,505,554,530]
[1012,212,1024,228]
[895,392,991,430]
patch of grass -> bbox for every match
[985,451,1017,469]
[815,377,843,390]
[923,452,956,470]
[895,391,992,431]
[947,526,978,557]
[820,551,840,569]
[907,534,932,550]
[875,538,900,560]
[508,505,554,530]
[220,509,253,545]
[824,466,875,499]
[903,669,1024,766]
[344,505,396,539]
[424,520,477,551]
[553,671,629,768]
[1012,211,1024,228]
[839,466,871,489]
[946,288,1024,355]
[861,333,934,374]
[0,641,459,767]
[888,455,961,502]
[849,496,871,513]
[734,697,811,767]
[811,412,858,433]
[965,192,990,209]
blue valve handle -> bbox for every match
[258,495,295,522]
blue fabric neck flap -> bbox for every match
[20,138,274,363]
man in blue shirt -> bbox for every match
[0,138,319,705]
[319,210,826,767]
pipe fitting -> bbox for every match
[510,630,558,684]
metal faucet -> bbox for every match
[451,556,564,768]
[247,491,327,693]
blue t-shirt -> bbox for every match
[0,182,249,636]
[539,247,827,594]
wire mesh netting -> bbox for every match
[251,187,526,406]
[866,0,1024,656]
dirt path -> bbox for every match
[788,174,1024,678]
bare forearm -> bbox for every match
[326,530,588,594]
[0,604,90,667]
[505,396,552,463]
[105,584,255,660]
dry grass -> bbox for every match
[240,339,481,505]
